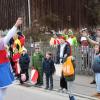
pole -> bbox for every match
[28,0,31,28]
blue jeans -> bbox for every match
[95,73,100,93]
[45,73,53,88]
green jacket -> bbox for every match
[32,52,43,69]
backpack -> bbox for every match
[62,56,74,77]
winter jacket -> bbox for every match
[32,52,43,70]
[43,58,56,74]
[19,53,30,70]
[92,54,100,73]
[56,42,71,64]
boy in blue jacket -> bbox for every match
[43,52,56,90]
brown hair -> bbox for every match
[46,51,52,56]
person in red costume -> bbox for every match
[9,31,25,78]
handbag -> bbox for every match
[62,56,74,77]
[30,67,39,85]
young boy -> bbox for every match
[43,52,56,90]
[32,46,44,86]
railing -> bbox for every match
[26,42,95,75]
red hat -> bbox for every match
[59,36,66,40]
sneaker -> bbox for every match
[90,80,96,84]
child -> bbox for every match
[92,44,100,98]
[32,46,44,86]
[43,52,56,90]
[19,47,30,84]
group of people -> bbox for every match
[0,18,56,100]
[0,17,100,100]
[50,27,100,99]
[32,46,56,90]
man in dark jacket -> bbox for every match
[56,36,71,91]
[19,47,30,84]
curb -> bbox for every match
[16,82,98,100]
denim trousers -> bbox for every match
[95,73,100,93]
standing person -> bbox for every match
[0,18,22,100]
[32,46,44,86]
[82,28,99,84]
[92,44,100,98]
[90,28,100,84]
[19,47,30,84]
[56,36,71,91]
[62,55,76,99]
[80,28,90,69]
[43,52,56,90]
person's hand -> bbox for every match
[64,54,67,58]
[15,17,23,27]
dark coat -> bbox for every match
[19,53,30,70]
[56,43,71,64]
[42,58,56,75]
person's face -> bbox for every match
[35,48,39,53]
[81,30,88,36]
[22,51,26,55]
[46,53,50,59]
[60,39,65,44]
[94,45,99,53]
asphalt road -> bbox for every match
[4,85,91,100]
[5,85,69,100]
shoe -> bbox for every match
[45,86,49,90]
[20,82,24,85]
[34,83,39,86]
[90,80,96,84]
[49,87,53,90]
[38,83,43,86]
[92,93,100,97]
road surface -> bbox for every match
[4,85,94,100]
